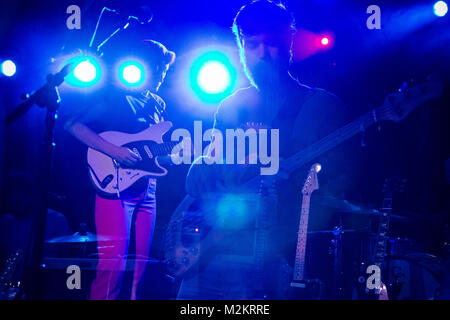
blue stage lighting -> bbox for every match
[216,194,249,230]
[434,1,448,17]
[1,60,16,77]
[65,55,101,87]
[118,61,145,87]
[190,51,236,103]
[197,61,231,94]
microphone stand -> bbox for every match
[7,6,154,299]
[6,64,71,299]
[95,15,148,54]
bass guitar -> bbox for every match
[356,175,406,300]
[164,80,442,279]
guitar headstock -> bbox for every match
[302,163,321,196]
[377,80,443,122]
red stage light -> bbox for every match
[321,37,329,46]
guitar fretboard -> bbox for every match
[293,195,311,282]
[373,195,392,267]
[285,111,376,174]
[147,141,179,157]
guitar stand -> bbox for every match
[289,279,324,299]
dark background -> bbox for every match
[0,0,449,261]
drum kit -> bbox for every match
[303,194,448,300]
[44,223,120,259]
[43,195,449,300]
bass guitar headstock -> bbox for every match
[377,80,443,123]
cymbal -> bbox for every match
[313,195,410,220]
[307,229,372,235]
[46,232,121,243]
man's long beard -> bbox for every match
[251,59,282,89]
[250,60,285,117]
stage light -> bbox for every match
[434,1,448,17]
[321,37,329,46]
[190,51,236,103]
[74,60,97,82]
[197,61,231,94]
[1,60,16,77]
[216,194,249,230]
[65,55,101,87]
[118,61,145,87]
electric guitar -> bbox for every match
[164,80,443,279]
[356,176,406,300]
[164,195,227,279]
[287,163,323,299]
[87,121,180,197]
[251,170,279,299]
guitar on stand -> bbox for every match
[288,163,323,299]
[356,176,406,300]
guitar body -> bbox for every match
[164,194,227,279]
[87,121,172,197]
[164,195,201,278]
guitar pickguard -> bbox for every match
[120,140,167,175]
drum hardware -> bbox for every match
[313,195,411,221]
[45,223,122,258]
[385,253,443,299]
[330,219,345,299]
[46,223,121,244]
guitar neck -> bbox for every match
[285,109,377,174]
[252,188,278,298]
[149,141,179,157]
[293,194,311,282]
[373,196,392,267]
